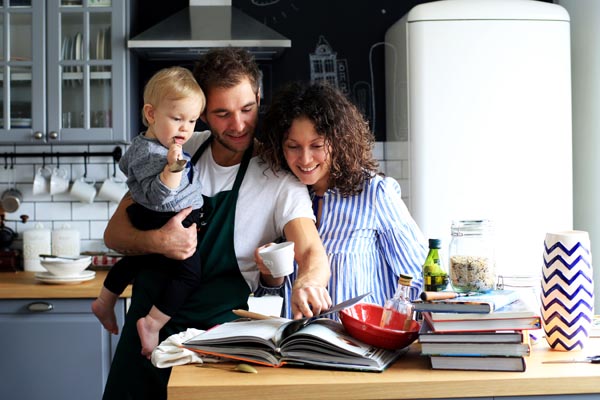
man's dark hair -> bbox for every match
[193,48,261,98]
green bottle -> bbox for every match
[422,238,449,292]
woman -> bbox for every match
[257,81,427,317]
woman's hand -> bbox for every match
[254,243,285,287]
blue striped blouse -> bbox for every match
[282,174,428,319]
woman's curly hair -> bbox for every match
[259,81,378,196]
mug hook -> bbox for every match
[83,152,88,178]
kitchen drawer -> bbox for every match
[0,298,96,314]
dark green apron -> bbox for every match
[103,139,252,400]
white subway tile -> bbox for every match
[378,161,387,175]
[384,141,409,160]
[385,160,403,180]
[36,202,71,220]
[90,220,109,240]
[373,142,384,161]
[60,220,90,240]
[72,202,109,220]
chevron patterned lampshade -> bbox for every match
[541,231,594,351]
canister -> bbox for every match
[51,224,81,257]
[23,223,51,271]
[448,219,496,293]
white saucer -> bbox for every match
[35,270,95,284]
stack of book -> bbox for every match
[413,289,541,372]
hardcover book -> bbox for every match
[429,355,526,372]
[418,319,524,344]
[421,297,541,333]
[420,335,531,357]
[413,290,521,314]
[183,317,405,372]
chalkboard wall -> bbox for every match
[132,0,552,141]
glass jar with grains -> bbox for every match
[449,220,496,293]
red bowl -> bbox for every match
[339,303,420,350]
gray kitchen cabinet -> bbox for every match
[0,0,129,144]
[0,298,126,400]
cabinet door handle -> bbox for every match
[33,131,44,140]
[48,131,59,140]
[27,302,54,312]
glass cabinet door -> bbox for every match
[0,0,126,143]
[0,1,44,142]
[47,0,125,142]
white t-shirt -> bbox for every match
[184,131,314,291]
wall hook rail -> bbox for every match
[2,146,122,163]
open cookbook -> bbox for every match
[182,294,405,372]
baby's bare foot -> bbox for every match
[92,298,118,334]
[137,316,160,359]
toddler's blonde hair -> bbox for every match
[142,66,206,127]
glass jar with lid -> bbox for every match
[448,220,496,293]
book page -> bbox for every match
[184,318,290,350]
[282,319,375,357]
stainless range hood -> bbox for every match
[128,0,291,60]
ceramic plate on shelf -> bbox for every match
[35,270,95,285]
[96,29,102,59]
[99,28,105,60]
[75,32,82,60]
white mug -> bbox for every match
[32,166,52,195]
[258,241,295,278]
[70,177,96,203]
[97,177,128,203]
[50,167,70,195]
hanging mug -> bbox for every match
[32,166,52,195]
[50,167,70,195]
[70,177,96,204]
[97,177,128,203]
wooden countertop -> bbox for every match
[0,270,131,299]
[168,337,600,400]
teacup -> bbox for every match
[32,166,52,195]
[258,241,295,278]
[50,167,70,195]
[97,177,128,203]
[70,177,96,203]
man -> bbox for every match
[102,48,332,399]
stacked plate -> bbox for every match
[35,270,95,285]
[35,255,95,284]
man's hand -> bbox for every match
[155,207,197,260]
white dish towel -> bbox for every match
[151,328,220,368]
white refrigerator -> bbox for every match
[385,0,573,279]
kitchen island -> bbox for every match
[169,334,600,400]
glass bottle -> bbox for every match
[448,219,496,293]
[380,274,414,330]
[422,238,449,292]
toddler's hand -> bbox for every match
[167,143,183,166]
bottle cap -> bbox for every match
[399,274,413,286]
[428,238,442,249]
